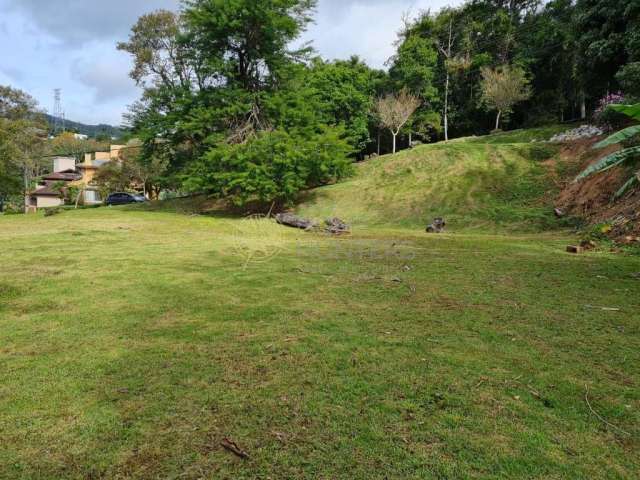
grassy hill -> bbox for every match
[296,125,571,231]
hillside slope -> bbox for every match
[295,126,570,231]
[45,114,123,138]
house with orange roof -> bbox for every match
[28,146,125,211]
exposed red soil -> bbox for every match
[555,138,640,242]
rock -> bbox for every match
[325,217,350,235]
[275,213,317,230]
[566,245,584,254]
[580,240,597,251]
[581,240,597,250]
[549,125,604,143]
[426,218,446,233]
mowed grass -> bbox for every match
[1,206,639,479]
[296,126,570,231]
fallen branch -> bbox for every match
[584,385,631,436]
[584,305,621,312]
[221,438,250,459]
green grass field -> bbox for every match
[1,130,639,478]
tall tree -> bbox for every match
[480,65,532,130]
[0,86,48,212]
[375,90,421,154]
[574,0,640,111]
[389,24,440,144]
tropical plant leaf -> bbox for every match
[609,103,640,121]
[575,146,640,182]
[613,173,640,200]
[594,125,640,149]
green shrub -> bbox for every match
[184,127,353,206]
[43,207,62,217]
[616,62,640,100]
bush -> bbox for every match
[184,127,353,206]
[593,92,628,129]
[43,207,62,217]
[616,63,640,100]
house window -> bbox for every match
[85,190,102,204]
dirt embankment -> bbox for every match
[555,138,640,242]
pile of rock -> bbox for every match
[549,125,604,143]
[426,218,446,233]
[325,217,350,235]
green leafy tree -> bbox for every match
[616,63,640,100]
[480,65,532,130]
[120,0,363,206]
[574,0,639,113]
[0,85,48,212]
[389,29,440,143]
[118,139,169,198]
[184,128,352,206]
[48,132,109,160]
[303,57,383,155]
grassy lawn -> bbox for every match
[1,206,639,479]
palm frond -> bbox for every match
[594,125,640,149]
[609,104,640,121]
[575,146,640,182]
[613,173,640,200]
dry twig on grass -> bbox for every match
[221,438,250,459]
[584,385,631,437]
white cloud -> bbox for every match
[71,50,138,104]
[4,0,181,44]
[0,0,461,125]
[304,0,459,68]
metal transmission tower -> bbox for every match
[52,89,65,134]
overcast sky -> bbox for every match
[0,0,459,126]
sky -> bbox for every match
[0,0,459,126]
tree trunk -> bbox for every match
[580,92,586,120]
[392,133,397,154]
[377,130,381,156]
[444,71,450,142]
[75,186,84,209]
[495,110,502,131]
[23,167,30,214]
[443,18,453,142]
[409,132,412,147]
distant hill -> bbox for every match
[45,114,123,139]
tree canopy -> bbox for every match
[4,0,640,209]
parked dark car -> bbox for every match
[105,192,147,206]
